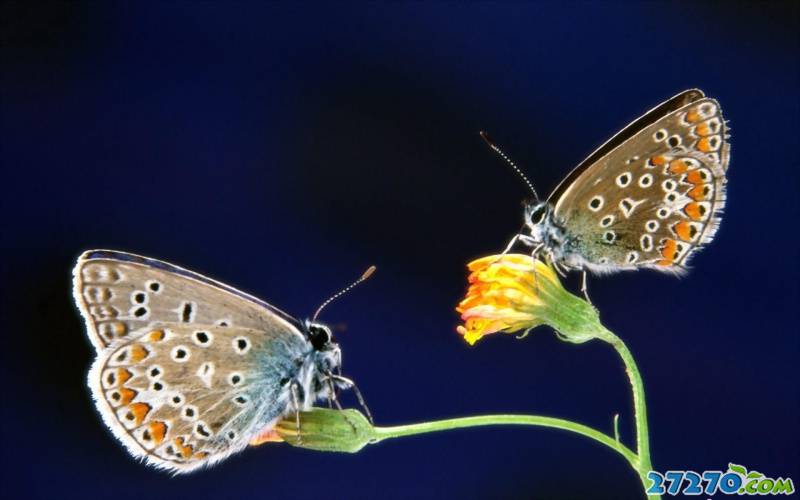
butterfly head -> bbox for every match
[526,201,549,224]
[304,319,342,371]
[306,321,335,351]
[524,202,554,242]
[300,319,354,408]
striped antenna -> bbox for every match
[312,266,376,321]
[480,131,539,200]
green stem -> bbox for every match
[370,414,638,469]
[595,326,656,499]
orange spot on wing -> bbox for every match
[130,344,149,363]
[117,368,132,385]
[660,239,679,261]
[697,137,715,152]
[128,402,151,425]
[149,421,168,444]
[672,221,695,241]
[651,155,667,166]
[656,259,674,267]
[110,322,127,336]
[685,108,701,123]
[118,387,138,405]
[193,452,208,460]
[683,202,705,220]
[147,329,165,342]
[694,123,712,136]
[685,170,707,184]
[173,437,194,459]
[688,184,711,201]
[668,159,690,174]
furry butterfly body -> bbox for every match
[504,89,730,277]
[74,250,353,473]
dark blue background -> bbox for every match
[2,2,798,499]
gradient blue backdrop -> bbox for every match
[2,2,798,499]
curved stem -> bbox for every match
[370,414,638,469]
[595,327,655,498]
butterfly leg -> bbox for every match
[580,270,593,305]
[325,373,359,433]
[550,257,568,278]
[499,233,521,256]
[526,242,544,293]
[489,229,525,266]
[326,376,343,410]
[290,383,303,444]
[329,374,373,425]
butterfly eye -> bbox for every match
[529,205,548,224]
[308,324,332,350]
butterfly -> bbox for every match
[73,250,373,473]
[483,89,730,294]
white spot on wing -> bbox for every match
[600,215,615,227]
[168,392,185,407]
[192,330,213,346]
[640,234,653,251]
[181,405,199,421]
[130,290,148,305]
[232,336,251,355]
[196,362,214,388]
[148,365,164,380]
[588,195,604,212]
[228,372,244,386]
[129,305,150,320]
[619,198,645,218]
[176,301,197,323]
[170,345,191,363]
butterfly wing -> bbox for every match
[89,322,306,473]
[550,90,730,273]
[73,250,305,350]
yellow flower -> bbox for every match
[456,254,601,345]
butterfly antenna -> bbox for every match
[312,265,376,321]
[479,131,539,200]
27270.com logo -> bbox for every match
[647,464,794,496]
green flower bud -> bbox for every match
[275,408,376,453]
